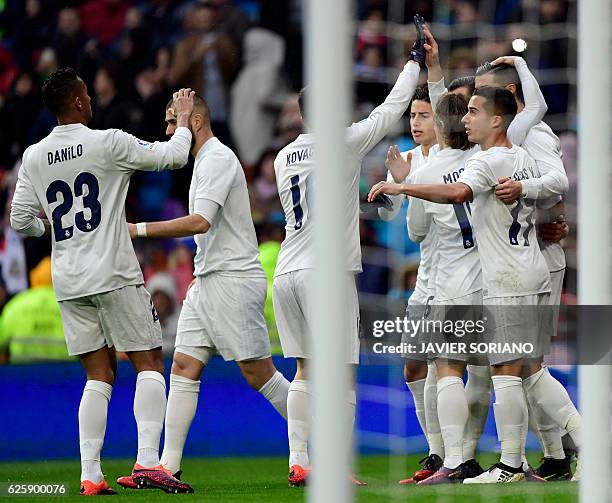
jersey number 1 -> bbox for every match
[46,172,102,242]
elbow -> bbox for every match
[9,209,28,233]
[449,184,471,204]
[193,216,211,234]
[408,231,425,243]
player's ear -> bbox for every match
[505,83,517,96]
[491,114,503,129]
[75,96,83,111]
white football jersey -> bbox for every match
[189,137,264,277]
[408,148,482,301]
[520,121,567,272]
[404,145,439,305]
[10,123,192,301]
[459,145,550,299]
[274,61,420,277]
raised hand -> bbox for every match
[385,145,412,183]
[491,56,522,67]
[407,14,426,65]
[173,88,195,127]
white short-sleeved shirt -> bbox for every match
[459,145,550,299]
[190,137,265,277]
[408,148,482,301]
[11,123,192,301]
[274,61,421,277]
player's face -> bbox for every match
[451,86,472,102]
[409,100,435,146]
[165,108,177,137]
[462,95,492,144]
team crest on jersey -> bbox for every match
[136,138,155,150]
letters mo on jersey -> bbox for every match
[286,146,314,167]
[443,166,465,184]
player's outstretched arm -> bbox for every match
[346,15,426,157]
[129,214,210,239]
[499,57,547,146]
[368,180,472,204]
[111,88,195,172]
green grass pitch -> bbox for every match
[0,453,577,502]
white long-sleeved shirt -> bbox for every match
[10,123,192,300]
[377,145,440,305]
[274,61,421,276]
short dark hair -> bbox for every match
[448,75,475,97]
[435,93,471,150]
[42,67,82,116]
[475,61,524,104]
[409,84,430,112]
[472,85,518,131]
[165,93,211,125]
[297,86,308,121]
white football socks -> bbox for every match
[160,374,201,474]
[258,371,290,419]
[134,371,166,468]
[424,363,444,458]
[287,379,310,468]
[463,365,492,460]
[523,367,581,449]
[437,376,468,469]
[79,380,112,483]
[406,378,427,439]
[492,375,527,469]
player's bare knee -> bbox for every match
[404,360,427,382]
[127,347,164,374]
[239,358,275,390]
[171,351,204,380]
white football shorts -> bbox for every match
[59,284,162,355]
[273,269,360,364]
[174,273,271,362]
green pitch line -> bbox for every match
[0,454,578,502]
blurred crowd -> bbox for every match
[0,0,578,362]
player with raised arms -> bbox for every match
[475,59,580,482]
[273,14,427,486]
[10,68,195,495]
[377,84,446,485]
[369,86,551,483]
[116,94,291,491]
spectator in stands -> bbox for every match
[89,65,135,131]
[146,272,180,357]
[230,28,287,172]
[0,73,41,169]
[169,0,239,146]
[12,0,52,69]
[0,257,71,364]
[79,0,131,47]
[250,148,282,222]
[52,8,90,70]
[355,44,389,105]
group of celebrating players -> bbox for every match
[9,13,580,496]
